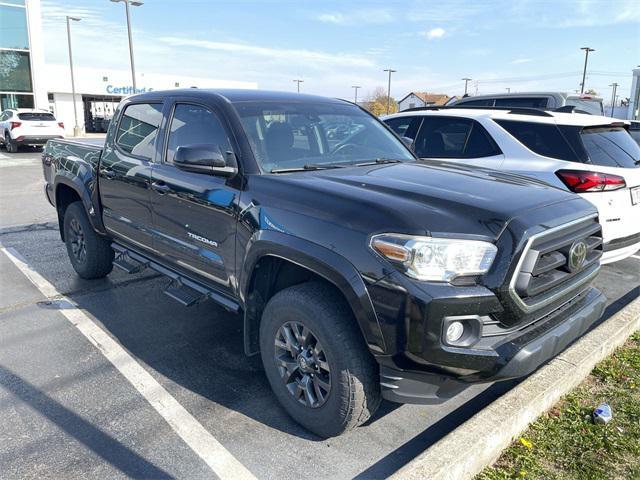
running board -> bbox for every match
[111,243,240,313]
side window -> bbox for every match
[495,97,548,109]
[115,103,162,160]
[496,120,579,161]
[456,99,494,107]
[166,104,232,164]
[384,116,421,139]
[413,117,500,158]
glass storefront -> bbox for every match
[0,1,34,111]
[0,5,30,50]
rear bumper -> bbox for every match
[381,287,607,404]
[602,232,640,264]
[15,135,63,146]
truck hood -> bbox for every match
[252,160,594,240]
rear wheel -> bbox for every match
[6,136,18,153]
[260,282,381,438]
[63,201,114,279]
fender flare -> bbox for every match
[54,174,106,236]
[240,230,386,355]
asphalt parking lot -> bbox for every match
[1,147,639,479]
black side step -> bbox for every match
[111,243,240,313]
[163,281,208,307]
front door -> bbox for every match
[149,101,240,293]
[99,101,163,252]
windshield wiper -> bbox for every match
[353,158,403,166]
[270,163,347,173]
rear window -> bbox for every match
[580,127,640,168]
[495,119,580,161]
[17,112,55,121]
[565,98,604,116]
[455,99,494,107]
[494,97,548,109]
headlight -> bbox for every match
[370,234,497,282]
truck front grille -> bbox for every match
[509,215,602,313]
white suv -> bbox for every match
[383,107,640,264]
[0,109,65,153]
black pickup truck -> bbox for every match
[42,89,606,437]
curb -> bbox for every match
[391,296,640,480]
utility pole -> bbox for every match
[352,85,361,104]
[461,77,471,96]
[293,79,304,93]
[66,16,81,137]
[111,0,143,91]
[609,82,618,117]
[384,69,396,114]
[580,47,595,94]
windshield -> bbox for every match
[565,98,604,115]
[580,126,640,168]
[234,102,414,172]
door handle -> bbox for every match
[101,168,116,179]
[151,181,171,194]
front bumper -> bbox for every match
[380,287,606,404]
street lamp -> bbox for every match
[352,85,361,104]
[66,16,81,137]
[111,0,143,91]
[461,77,471,96]
[293,79,304,93]
[580,47,595,94]
[609,82,619,117]
[384,69,396,114]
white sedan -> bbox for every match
[383,107,640,264]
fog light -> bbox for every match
[446,321,465,343]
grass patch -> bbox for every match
[477,331,640,480]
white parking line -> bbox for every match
[1,246,257,480]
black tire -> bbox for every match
[260,282,381,438]
[63,201,114,279]
[6,136,18,153]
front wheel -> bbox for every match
[63,201,114,279]
[260,282,381,438]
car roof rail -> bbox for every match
[399,105,554,117]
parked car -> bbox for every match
[383,107,640,263]
[448,92,605,116]
[42,89,606,437]
[0,109,65,153]
[628,120,640,146]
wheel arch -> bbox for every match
[240,230,386,356]
[54,176,103,241]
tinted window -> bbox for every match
[0,50,32,92]
[580,127,640,168]
[494,97,548,108]
[166,104,232,163]
[564,98,604,116]
[455,99,494,107]
[496,120,579,161]
[17,112,55,121]
[0,5,29,49]
[414,117,500,158]
[384,116,423,139]
[115,103,162,160]
[235,102,413,172]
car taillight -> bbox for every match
[556,169,626,193]
[58,122,64,128]
[10,121,22,130]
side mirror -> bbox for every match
[174,144,237,177]
[401,136,414,149]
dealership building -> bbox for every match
[1,0,256,136]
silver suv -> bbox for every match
[449,92,604,116]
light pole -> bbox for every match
[384,69,396,114]
[111,0,143,92]
[461,77,471,96]
[580,47,595,94]
[293,79,304,93]
[66,16,81,137]
[609,82,618,117]
[352,85,361,104]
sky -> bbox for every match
[40,0,640,103]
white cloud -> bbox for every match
[313,9,393,25]
[424,27,446,40]
[158,37,376,68]
[511,58,533,64]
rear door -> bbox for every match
[99,101,162,252]
[149,100,240,293]
[412,116,504,168]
